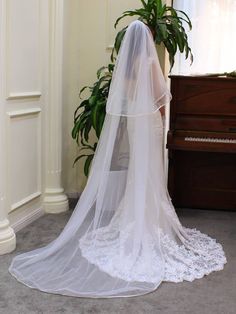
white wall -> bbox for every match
[62,0,149,196]
[0,0,171,254]
[0,0,69,254]
[0,0,48,254]
[62,0,171,195]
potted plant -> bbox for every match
[71,64,114,176]
[72,0,192,176]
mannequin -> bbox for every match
[9,20,226,298]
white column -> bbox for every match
[0,1,16,253]
[43,0,69,213]
[0,130,16,254]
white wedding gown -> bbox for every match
[9,20,226,298]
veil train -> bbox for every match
[8,20,226,298]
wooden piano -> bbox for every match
[167,75,236,210]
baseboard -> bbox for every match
[10,207,45,233]
[9,192,81,232]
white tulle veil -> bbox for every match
[8,20,226,298]
[106,20,170,116]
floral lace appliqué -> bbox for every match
[79,224,226,283]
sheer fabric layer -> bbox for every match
[9,112,226,297]
[106,20,171,116]
[9,21,226,298]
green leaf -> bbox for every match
[72,111,90,140]
[156,0,163,16]
[79,144,94,151]
[73,154,88,167]
[98,111,105,137]
[165,6,177,18]
[91,104,102,137]
[158,3,167,18]
[97,66,107,79]
[108,63,115,73]
[88,95,97,106]
[140,0,148,9]
[84,154,94,177]
[72,0,193,174]
[158,23,168,40]
[113,27,127,57]
[114,12,135,28]
[84,120,92,142]
[176,9,192,29]
[74,100,89,121]
[164,38,176,70]
[81,137,94,149]
[79,86,89,98]
[71,121,81,139]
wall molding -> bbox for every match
[10,206,44,233]
[4,0,42,101]
[10,191,41,212]
[7,91,42,100]
[7,107,41,118]
[6,107,42,214]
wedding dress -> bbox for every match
[9,20,226,298]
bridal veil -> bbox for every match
[9,20,226,298]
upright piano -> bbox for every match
[167,75,236,210]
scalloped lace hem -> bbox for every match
[162,227,226,282]
[80,226,227,284]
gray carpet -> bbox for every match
[1,207,235,314]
